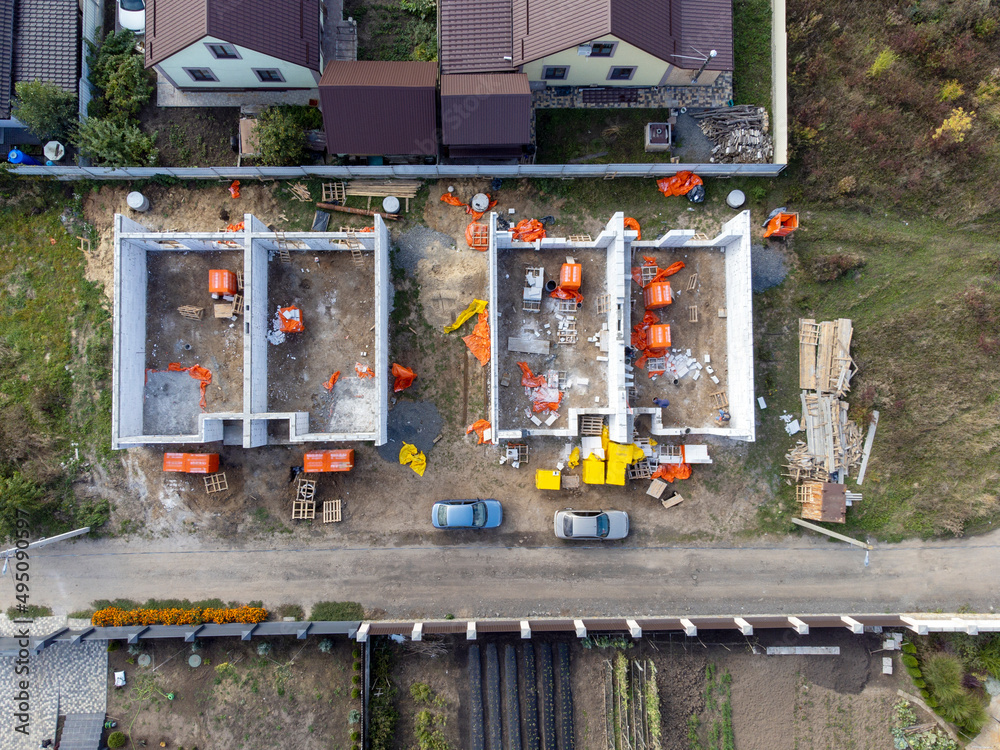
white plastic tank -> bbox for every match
[126,191,150,212]
[726,189,746,209]
[382,196,400,214]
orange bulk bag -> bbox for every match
[209,269,238,295]
[648,324,671,349]
[278,306,304,332]
[303,449,355,473]
[559,263,582,291]
[644,281,673,310]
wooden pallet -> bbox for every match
[204,473,228,494]
[627,459,654,480]
[597,294,610,314]
[568,234,592,243]
[580,415,604,435]
[178,305,204,320]
[296,477,317,502]
[236,269,244,290]
[292,500,315,520]
[505,443,528,465]
[231,293,243,316]
[641,265,658,286]
[688,305,698,323]
[711,391,729,408]
[686,273,699,291]
[557,300,577,314]
[322,182,346,203]
[323,499,342,523]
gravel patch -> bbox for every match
[376,399,444,462]
[751,242,789,292]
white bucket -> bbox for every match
[126,191,150,212]
[382,196,400,214]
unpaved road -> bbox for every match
[22,529,1000,617]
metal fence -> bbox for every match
[11,162,785,181]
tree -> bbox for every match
[104,54,154,122]
[11,81,77,141]
[252,106,313,166]
[75,118,158,167]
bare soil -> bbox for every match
[106,637,360,750]
[138,104,240,168]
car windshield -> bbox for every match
[596,513,610,538]
[121,0,145,9]
[563,516,574,537]
[471,502,486,527]
[436,505,449,527]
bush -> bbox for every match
[350,730,361,742]
[352,674,361,685]
[104,54,154,121]
[92,604,268,626]
[939,691,989,734]
[351,687,361,699]
[310,601,364,621]
[75,118,158,167]
[353,661,362,672]
[933,107,975,143]
[923,653,965,705]
[6,604,53,619]
[868,48,898,77]
[938,80,965,102]
[11,81,77,141]
[902,643,918,654]
[901,654,920,668]
[811,253,865,282]
[0,471,46,542]
[252,106,320,167]
[107,731,127,749]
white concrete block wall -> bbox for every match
[488,213,501,444]
[605,213,630,444]
[721,211,755,442]
[246,217,270,447]
[112,220,149,449]
[374,215,390,446]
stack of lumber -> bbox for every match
[799,318,855,396]
[345,180,421,199]
[785,318,864,484]
[693,106,774,164]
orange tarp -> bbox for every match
[512,219,546,242]
[652,462,692,482]
[466,419,491,445]
[517,362,546,388]
[644,281,673,310]
[323,371,341,391]
[656,171,703,198]
[162,453,219,474]
[462,310,491,365]
[209,269,237,295]
[229,180,241,199]
[624,217,641,239]
[166,362,212,409]
[278,306,304,333]
[392,363,417,392]
[355,362,375,379]
[303,449,355,473]
[440,193,465,207]
[466,221,488,250]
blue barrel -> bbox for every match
[8,149,39,165]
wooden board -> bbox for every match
[507,337,550,354]
[661,493,685,509]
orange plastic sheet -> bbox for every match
[359,226,374,233]
[225,222,245,232]
[631,256,658,287]
[631,311,668,372]
[229,180,241,199]
[323,371,341,391]
[517,362,546,388]
[624,217,641,240]
[462,310,491,365]
[651,462,692,482]
[549,286,584,304]
[166,362,212,409]
[392,363,417,392]
[656,171,703,198]
[466,419,491,445]
[355,362,375,379]
[440,193,466,207]
[278,306,304,333]
[651,261,685,284]
[512,219,546,242]
[466,198,498,221]
[465,221,489,250]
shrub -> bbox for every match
[923,653,965,705]
[107,731,127,749]
[902,643,918,654]
[310,601,364,621]
[868,48,898,77]
[11,81,77,141]
[252,106,320,167]
[352,674,361,685]
[411,682,434,704]
[92,604,268,626]
[932,107,975,143]
[351,687,361,699]
[0,471,46,541]
[938,80,965,102]
[400,0,436,20]
[6,604,52,619]
[352,648,362,659]
[350,730,361,742]
[939,690,988,733]
[353,661,362,671]
[901,654,919,668]
[811,253,865,282]
[75,118,158,167]
[104,54,154,121]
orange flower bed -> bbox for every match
[92,605,268,627]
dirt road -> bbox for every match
[24,529,1000,618]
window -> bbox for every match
[254,68,285,83]
[542,66,568,80]
[206,43,239,59]
[184,67,217,82]
[590,42,616,57]
[607,66,636,81]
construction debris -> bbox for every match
[799,318,855,395]
[345,179,420,211]
[693,106,774,164]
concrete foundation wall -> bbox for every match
[246,215,270,447]
[487,213,501,444]
[720,211,755,442]
[112,225,149,449]
[604,213,630,444]
[374,215,390,446]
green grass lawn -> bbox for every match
[0,179,112,539]
[733,0,773,108]
[535,109,678,164]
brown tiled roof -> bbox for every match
[146,0,320,71]
[318,61,438,156]
[440,73,530,146]
[0,0,15,119]
[511,0,731,72]
[440,0,515,75]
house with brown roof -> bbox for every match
[440,0,732,89]
[144,0,321,91]
[440,73,532,161]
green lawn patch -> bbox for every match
[733,0,773,108]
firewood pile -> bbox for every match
[693,106,774,164]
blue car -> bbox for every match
[431,499,503,529]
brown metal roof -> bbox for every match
[146,0,320,71]
[440,73,530,147]
[440,0,515,74]
[319,61,438,156]
[511,0,731,72]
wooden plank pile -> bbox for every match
[693,106,774,164]
[785,318,864,484]
[345,180,421,211]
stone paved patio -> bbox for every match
[532,72,733,110]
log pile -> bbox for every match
[693,106,774,164]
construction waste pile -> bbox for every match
[785,318,864,483]
[694,106,774,164]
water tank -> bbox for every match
[726,189,746,209]
[8,149,39,165]
[126,191,150,212]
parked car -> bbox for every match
[432,499,503,529]
[554,509,629,540]
[118,0,145,34]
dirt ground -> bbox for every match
[267,249,377,433]
[105,636,360,750]
[497,247,610,432]
[630,248,729,429]
[377,629,902,750]
[138,103,240,168]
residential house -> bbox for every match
[145,0,322,91]
[0,0,79,146]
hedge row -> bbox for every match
[92,605,268,627]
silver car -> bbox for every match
[554,509,629,540]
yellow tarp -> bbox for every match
[444,299,488,333]
[398,442,427,477]
[581,455,605,485]
[601,424,610,456]
[535,469,561,490]
[605,441,646,487]
[567,447,580,469]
